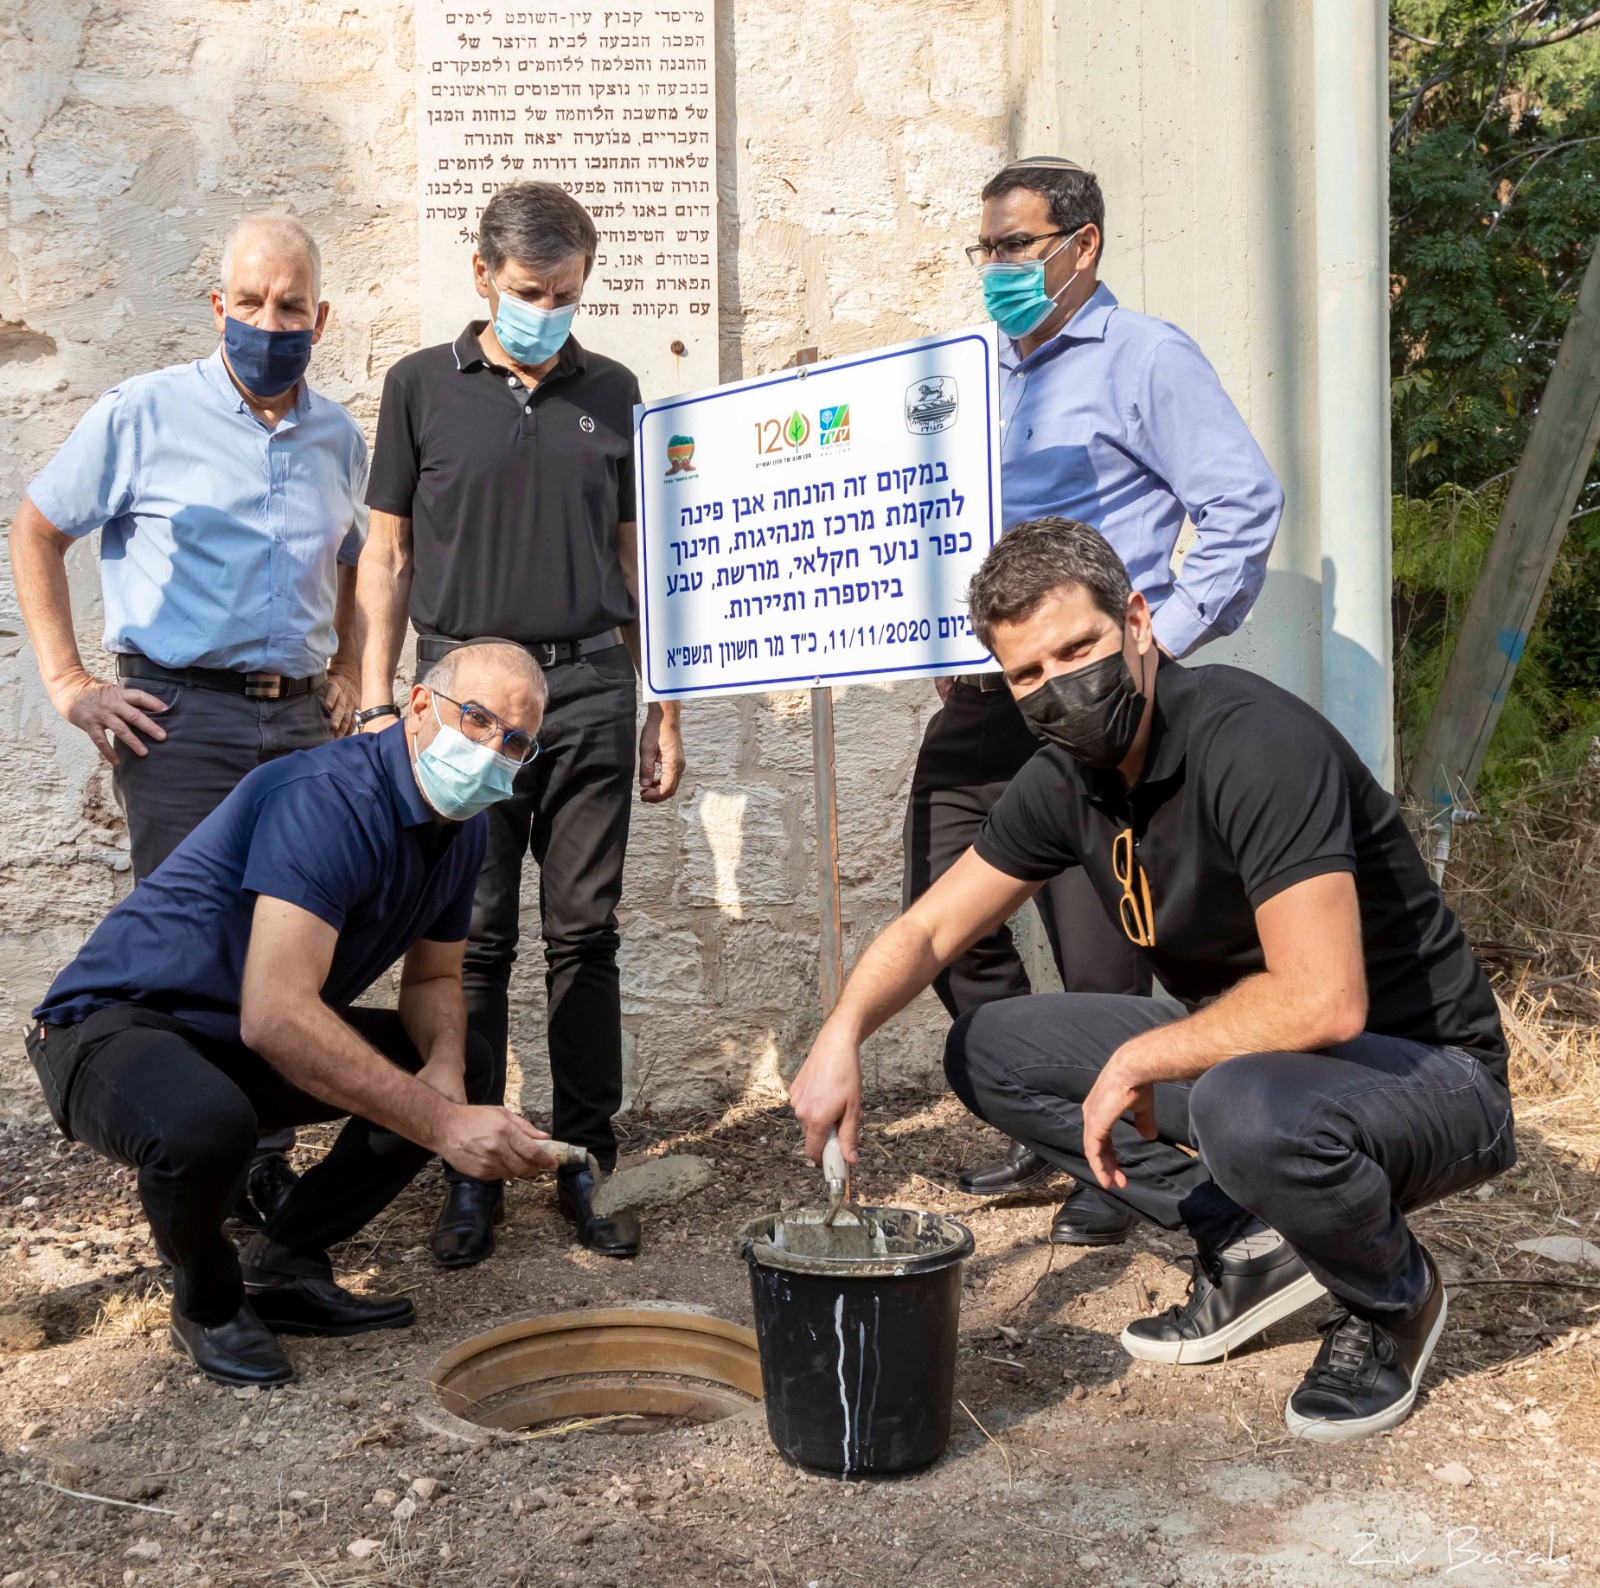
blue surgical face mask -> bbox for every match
[222,313,314,398]
[411,698,520,821]
[492,284,577,367]
[978,229,1082,340]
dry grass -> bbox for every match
[1432,749,1600,1001]
[91,1281,169,1338]
[1406,795,1600,1449]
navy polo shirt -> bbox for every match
[35,726,486,1042]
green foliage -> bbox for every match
[1393,486,1600,802]
[1389,3,1600,798]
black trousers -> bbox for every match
[458,645,636,1169]
[34,1005,493,1326]
[903,683,1150,1017]
[945,993,1517,1320]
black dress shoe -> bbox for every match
[170,1301,294,1387]
[229,1151,300,1229]
[1120,1225,1326,1364]
[557,1167,640,1257]
[1049,1183,1136,1247]
[957,1140,1059,1196]
[431,1178,504,1269]
[1285,1246,1447,1443]
[241,1237,415,1337]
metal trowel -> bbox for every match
[822,1128,862,1227]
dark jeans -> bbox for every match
[903,683,1150,1016]
[35,1004,493,1325]
[457,645,636,1169]
[945,993,1516,1320]
[112,679,334,881]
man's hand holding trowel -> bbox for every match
[790,844,1022,1170]
[789,1020,864,1168]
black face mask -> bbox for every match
[1015,650,1145,768]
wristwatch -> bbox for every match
[354,704,401,728]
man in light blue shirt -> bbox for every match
[904,156,1284,1241]
[12,212,367,873]
[10,213,368,1226]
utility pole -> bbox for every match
[1408,237,1600,827]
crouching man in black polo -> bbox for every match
[26,640,560,1387]
[791,519,1515,1443]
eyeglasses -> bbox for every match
[432,691,542,766]
[964,230,1072,268]
[1113,828,1155,948]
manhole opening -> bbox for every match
[431,1307,762,1438]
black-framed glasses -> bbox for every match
[964,229,1072,268]
[432,690,542,766]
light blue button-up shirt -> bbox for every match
[1000,283,1283,658]
[27,347,368,677]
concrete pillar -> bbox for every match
[1005,0,1393,768]
[1311,0,1396,785]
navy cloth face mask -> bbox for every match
[223,315,314,398]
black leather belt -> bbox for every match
[117,655,323,701]
[415,629,624,672]
[952,672,1007,693]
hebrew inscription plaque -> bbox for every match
[416,3,718,396]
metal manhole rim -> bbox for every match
[429,1305,763,1438]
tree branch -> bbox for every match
[1506,6,1600,51]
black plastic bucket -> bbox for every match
[738,1206,974,1476]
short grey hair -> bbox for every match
[421,638,548,710]
[967,518,1133,651]
[220,213,323,301]
[479,182,598,277]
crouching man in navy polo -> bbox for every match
[27,640,559,1386]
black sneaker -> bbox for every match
[1121,1227,1326,1364]
[1285,1247,1447,1443]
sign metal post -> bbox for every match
[792,347,845,1018]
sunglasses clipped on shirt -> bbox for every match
[431,690,542,766]
[1113,827,1155,949]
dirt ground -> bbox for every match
[1,1092,1597,1588]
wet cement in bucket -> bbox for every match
[742,1207,973,1278]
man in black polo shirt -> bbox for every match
[791,518,1515,1443]
[355,182,684,1266]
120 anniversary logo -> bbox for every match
[665,377,957,479]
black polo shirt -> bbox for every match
[366,325,640,645]
[975,657,1509,1082]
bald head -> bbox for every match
[404,639,547,776]
[422,639,547,718]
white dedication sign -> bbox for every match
[635,327,1003,701]
[415,2,718,396]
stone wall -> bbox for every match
[0,0,1012,1120]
